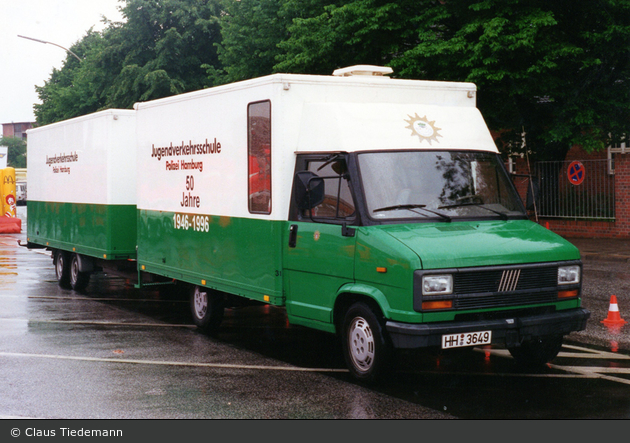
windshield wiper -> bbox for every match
[438,202,509,220]
[373,204,451,222]
[374,204,426,212]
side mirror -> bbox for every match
[293,171,325,210]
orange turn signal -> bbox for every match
[558,289,579,299]
[421,300,453,310]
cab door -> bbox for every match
[283,155,358,324]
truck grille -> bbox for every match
[414,261,581,312]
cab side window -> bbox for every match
[300,158,356,221]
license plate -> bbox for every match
[442,330,492,349]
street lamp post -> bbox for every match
[17,35,82,62]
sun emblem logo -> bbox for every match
[405,114,442,145]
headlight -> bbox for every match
[558,265,580,285]
[422,275,453,295]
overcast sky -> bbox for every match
[0,0,125,125]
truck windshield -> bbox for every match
[358,150,526,221]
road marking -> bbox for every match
[0,318,194,328]
[0,351,348,373]
[22,295,187,303]
[481,345,630,386]
[483,345,630,360]
[547,365,630,386]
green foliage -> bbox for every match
[0,137,27,168]
[35,0,222,125]
[33,0,630,163]
[387,0,630,161]
[209,0,290,84]
[275,0,416,75]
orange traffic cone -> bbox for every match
[601,295,627,327]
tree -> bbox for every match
[210,0,288,84]
[34,30,109,124]
[210,0,337,84]
[0,137,27,168]
[274,0,630,161]
[387,0,630,161]
[33,0,630,164]
[34,0,223,125]
[213,0,414,78]
[275,0,416,75]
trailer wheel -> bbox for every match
[190,285,224,333]
[69,253,91,292]
[508,334,564,368]
[54,250,71,289]
[341,302,392,383]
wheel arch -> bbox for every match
[333,283,392,334]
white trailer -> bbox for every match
[26,109,137,291]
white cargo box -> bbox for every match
[26,109,137,259]
[134,71,496,221]
[27,109,137,205]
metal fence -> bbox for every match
[533,159,615,220]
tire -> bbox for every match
[190,285,224,333]
[54,250,71,289]
[508,334,564,368]
[69,253,91,292]
[341,302,392,383]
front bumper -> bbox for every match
[386,308,591,349]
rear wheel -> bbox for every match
[341,302,392,383]
[69,253,91,292]
[508,335,564,368]
[54,250,71,289]
[190,285,225,333]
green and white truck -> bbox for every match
[26,65,590,382]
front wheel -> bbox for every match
[341,302,392,383]
[190,285,224,333]
[508,334,564,368]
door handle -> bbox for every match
[289,224,298,248]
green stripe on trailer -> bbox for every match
[27,201,137,259]
[136,209,284,305]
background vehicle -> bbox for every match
[16,182,26,205]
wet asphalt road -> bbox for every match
[1,206,629,419]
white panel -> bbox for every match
[133,71,495,221]
[295,103,497,153]
[135,83,277,219]
[26,110,136,205]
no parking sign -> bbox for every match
[567,161,585,185]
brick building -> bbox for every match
[2,122,34,140]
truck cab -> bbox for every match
[286,149,588,382]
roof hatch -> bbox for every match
[332,65,393,77]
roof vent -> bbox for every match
[332,65,393,77]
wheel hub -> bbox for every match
[349,317,375,372]
[70,258,79,283]
[193,287,208,319]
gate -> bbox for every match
[533,159,615,220]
